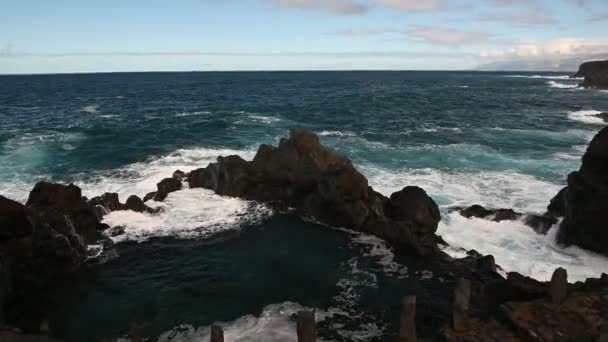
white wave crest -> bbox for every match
[103,188,272,243]
[439,212,608,282]
[318,130,356,137]
[146,302,337,342]
[361,166,562,213]
[505,75,582,80]
[567,109,606,125]
[82,105,99,113]
[547,81,579,89]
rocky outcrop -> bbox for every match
[456,204,558,234]
[0,187,93,331]
[575,60,608,89]
[595,112,608,122]
[549,126,608,256]
[187,129,441,255]
[26,182,106,244]
[154,177,182,201]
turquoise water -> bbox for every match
[1,71,608,341]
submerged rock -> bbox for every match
[457,204,557,234]
[187,129,441,255]
[126,195,159,214]
[550,126,608,256]
[574,60,608,89]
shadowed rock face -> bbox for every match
[188,129,441,256]
[1,190,90,330]
[550,126,608,256]
[575,60,608,89]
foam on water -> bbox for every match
[117,302,322,342]
[567,109,606,125]
[547,81,579,89]
[103,189,272,243]
[505,75,582,80]
[361,166,562,213]
[82,105,99,113]
[318,130,356,137]
[439,212,608,282]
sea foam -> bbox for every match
[547,81,579,89]
[567,109,606,125]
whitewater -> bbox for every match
[1,71,608,341]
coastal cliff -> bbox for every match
[575,60,608,89]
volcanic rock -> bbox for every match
[574,60,608,89]
[187,129,441,255]
[550,126,608,256]
[154,177,182,201]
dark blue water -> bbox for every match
[2,71,608,341]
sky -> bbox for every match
[1,0,607,73]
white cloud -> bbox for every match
[477,9,556,26]
[327,27,399,36]
[275,0,369,15]
[406,26,504,45]
[374,0,446,12]
[479,37,608,60]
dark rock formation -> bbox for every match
[154,177,182,201]
[575,60,608,89]
[459,205,521,222]
[143,192,156,203]
[26,182,106,244]
[88,192,125,212]
[550,126,608,256]
[125,195,158,214]
[457,204,557,234]
[595,112,608,122]
[187,129,441,255]
[1,187,92,330]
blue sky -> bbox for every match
[1,0,607,73]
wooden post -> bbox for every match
[399,296,417,342]
[210,325,224,342]
[297,310,316,342]
[129,322,142,342]
[452,278,471,332]
[549,267,568,304]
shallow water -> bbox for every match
[2,71,608,341]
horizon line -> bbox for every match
[0,68,577,76]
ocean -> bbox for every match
[1,71,608,341]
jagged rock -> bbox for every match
[575,60,608,89]
[595,112,608,122]
[452,278,472,332]
[125,195,158,214]
[0,197,32,240]
[0,190,89,331]
[547,187,566,217]
[552,126,608,256]
[523,214,558,235]
[172,170,186,181]
[187,129,441,255]
[154,177,182,201]
[88,192,125,212]
[25,182,105,244]
[143,192,156,203]
[476,255,496,274]
[459,205,522,222]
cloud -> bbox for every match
[479,37,608,60]
[589,12,608,21]
[0,49,474,59]
[406,26,505,45]
[327,27,399,36]
[275,0,369,15]
[373,0,446,12]
[477,10,557,26]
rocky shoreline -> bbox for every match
[574,60,608,89]
[1,127,608,340]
